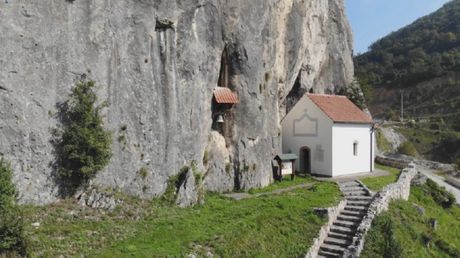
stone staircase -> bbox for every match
[317,181,373,258]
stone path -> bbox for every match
[317,181,373,258]
[312,169,390,183]
[223,183,314,201]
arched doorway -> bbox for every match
[299,146,311,173]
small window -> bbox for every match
[353,142,358,156]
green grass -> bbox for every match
[360,164,401,191]
[248,175,315,194]
[361,182,460,258]
[21,182,341,257]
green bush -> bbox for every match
[397,141,417,156]
[0,207,27,256]
[425,179,455,208]
[0,159,27,256]
[455,158,460,170]
[55,80,112,190]
[0,159,16,211]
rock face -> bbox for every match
[76,188,118,211]
[0,0,354,204]
[175,170,199,208]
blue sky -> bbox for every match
[345,0,451,55]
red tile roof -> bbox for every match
[214,87,239,104]
[307,94,373,124]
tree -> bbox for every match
[54,80,112,191]
[0,159,27,256]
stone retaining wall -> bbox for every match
[305,199,348,258]
[375,155,409,169]
[342,163,418,257]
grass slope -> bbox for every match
[248,175,314,194]
[361,181,460,258]
[360,164,401,191]
[22,181,341,257]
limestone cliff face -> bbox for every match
[0,0,354,204]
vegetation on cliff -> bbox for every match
[54,80,112,193]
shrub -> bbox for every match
[397,141,417,156]
[0,159,27,256]
[202,150,209,166]
[0,207,27,256]
[137,167,149,179]
[425,179,455,208]
[54,80,112,190]
[455,158,460,170]
[0,159,16,211]
[225,163,232,174]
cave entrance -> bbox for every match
[211,46,238,140]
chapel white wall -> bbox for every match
[332,123,374,176]
[281,96,333,176]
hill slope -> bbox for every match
[355,0,460,129]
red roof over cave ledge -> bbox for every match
[213,87,239,104]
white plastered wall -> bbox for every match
[281,96,333,176]
[332,123,375,176]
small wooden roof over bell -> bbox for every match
[213,87,239,104]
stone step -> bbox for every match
[342,190,368,196]
[340,210,365,217]
[337,214,362,223]
[319,243,345,255]
[330,225,355,235]
[346,195,373,201]
[317,250,341,258]
[324,236,353,248]
[333,219,358,228]
[344,205,367,212]
[340,186,364,192]
[339,181,360,186]
[328,232,354,241]
[347,200,371,207]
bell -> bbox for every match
[216,114,224,123]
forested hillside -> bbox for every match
[355,0,460,90]
[355,0,460,164]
